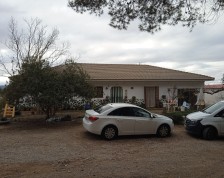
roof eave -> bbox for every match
[87,78,215,82]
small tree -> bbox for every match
[4,59,94,118]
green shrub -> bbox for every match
[164,110,196,125]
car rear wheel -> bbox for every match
[157,124,170,137]
[102,126,118,140]
[203,127,217,140]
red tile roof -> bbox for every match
[204,84,224,94]
[205,84,224,89]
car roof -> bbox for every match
[106,103,139,108]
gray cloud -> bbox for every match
[0,0,224,85]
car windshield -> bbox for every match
[94,105,113,114]
[202,101,224,114]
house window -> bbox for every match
[95,86,103,98]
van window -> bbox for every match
[215,109,224,117]
[202,101,224,114]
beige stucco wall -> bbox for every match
[91,80,204,101]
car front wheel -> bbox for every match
[102,126,118,140]
[157,124,170,137]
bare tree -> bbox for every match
[1,18,94,118]
[0,18,69,76]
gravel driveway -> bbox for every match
[0,118,224,178]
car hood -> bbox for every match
[186,111,210,120]
[155,114,172,121]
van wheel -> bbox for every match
[102,126,118,140]
[203,127,217,140]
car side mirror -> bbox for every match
[150,113,156,118]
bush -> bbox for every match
[164,110,196,125]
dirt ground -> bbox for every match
[0,114,224,178]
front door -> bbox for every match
[145,87,158,108]
[111,86,123,103]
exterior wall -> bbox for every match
[158,81,204,100]
[118,85,142,99]
[90,81,204,107]
[16,80,206,110]
[205,91,224,106]
[90,81,144,100]
[90,82,145,106]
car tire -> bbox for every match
[102,126,118,140]
[202,127,217,140]
[157,124,170,137]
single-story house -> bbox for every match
[78,63,214,109]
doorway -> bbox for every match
[145,87,159,108]
[177,89,197,109]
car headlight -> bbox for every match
[190,119,202,126]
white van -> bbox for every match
[185,101,224,140]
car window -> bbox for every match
[108,107,151,118]
[108,107,135,116]
[132,107,151,118]
[94,105,113,114]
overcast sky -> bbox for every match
[0,0,224,85]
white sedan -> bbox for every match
[83,103,174,140]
